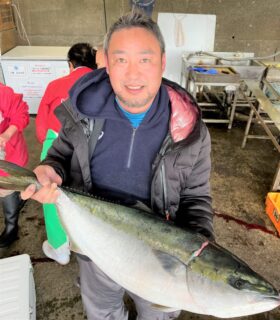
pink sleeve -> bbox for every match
[1,86,29,131]
[35,85,52,143]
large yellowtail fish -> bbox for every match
[0,160,279,318]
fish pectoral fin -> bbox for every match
[69,241,84,255]
[151,304,179,313]
[152,249,187,277]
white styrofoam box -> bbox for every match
[0,46,70,114]
[0,254,36,320]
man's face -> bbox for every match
[105,27,166,113]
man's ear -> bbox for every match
[161,53,166,74]
[104,54,109,74]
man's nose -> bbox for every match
[125,61,140,78]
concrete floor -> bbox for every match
[0,117,280,320]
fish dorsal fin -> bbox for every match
[132,200,153,213]
[152,249,187,277]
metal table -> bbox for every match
[186,66,240,129]
[240,79,280,190]
[181,52,266,129]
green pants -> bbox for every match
[41,129,67,249]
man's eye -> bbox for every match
[117,58,126,63]
[140,58,151,63]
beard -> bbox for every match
[116,92,155,109]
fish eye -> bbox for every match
[234,279,245,289]
[228,276,247,290]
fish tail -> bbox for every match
[0,160,39,191]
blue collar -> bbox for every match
[115,97,151,128]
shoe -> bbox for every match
[42,240,70,265]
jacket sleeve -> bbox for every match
[174,124,214,240]
[2,87,29,131]
[35,84,52,143]
[40,125,73,182]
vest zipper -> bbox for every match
[160,159,169,220]
[127,127,137,168]
[151,133,171,216]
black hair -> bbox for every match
[67,43,97,69]
[104,10,165,55]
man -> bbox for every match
[22,10,213,320]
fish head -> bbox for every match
[222,261,280,317]
[186,241,280,318]
[227,263,278,297]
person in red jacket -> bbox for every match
[35,43,97,264]
[36,43,97,144]
[0,83,29,253]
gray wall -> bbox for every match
[15,0,280,58]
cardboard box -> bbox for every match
[265,192,280,235]
[0,27,17,54]
[0,0,15,32]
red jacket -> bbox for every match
[0,83,29,169]
[35,67,93,143]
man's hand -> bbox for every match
[21,165,62,203]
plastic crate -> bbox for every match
[265,192,280,235]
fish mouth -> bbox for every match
[263,293,280,302]
[252,291,280,306]
[255,287,279,298]
[243,288,280,299]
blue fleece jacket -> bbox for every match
[69,68,170,204]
